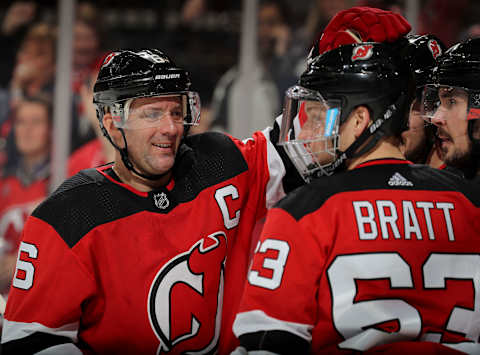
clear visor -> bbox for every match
[279,85,342,181]
[419,85,480,125]
[110,92,201,130]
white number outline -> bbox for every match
[13,241,38,290]
[327,252,480,352]
[248,239,290,290]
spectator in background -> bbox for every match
[209,0,296,132]
[0,22,55,173]
[9,23,56,110]
[0,95,52,298]
[285,0,349,78]
[70,2,106,151]
[0,1,38,89]
[68,68,114,176]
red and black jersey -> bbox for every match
[234,159,480,355]
[2,126,301,354]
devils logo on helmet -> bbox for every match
[351,44,373,61]
[428,39,442,59]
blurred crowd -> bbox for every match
[0,0,480,309]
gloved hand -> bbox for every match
[315,7,411,56]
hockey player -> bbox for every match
[421,38,480,181]
[400,34,446,166]
[1,49,300,354]
[1,7,413,355]
[232,34,480,355]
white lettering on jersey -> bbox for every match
[214,185,240,230]
[353,201,377,240]
[416,202,435,239]
[402,201,422,239]
[435,202,455,241]
[376,200,401,239]
[353,200,456,241]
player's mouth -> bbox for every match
[152,142,175,152]
[436,130,452,148]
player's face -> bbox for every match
[400,99,427,162]
[297,100,336,165]
[430,87,472,167]
[123,96,184,176]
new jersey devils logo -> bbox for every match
[148,232,227,354]
[351,44,373,61]
[428,39,442,59]
[102,52,117,66]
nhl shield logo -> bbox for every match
[351,44,373,61]
[153,192,170,209]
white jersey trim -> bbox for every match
[233,310,313,342]
[262,115,286,209]
[1,318,79,344]
[35,343,83,355]
[443,342,480,355]
[232,348,280,355]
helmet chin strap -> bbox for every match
[117,128,171,181]
[100,125,171,181]
[314,97,406,178]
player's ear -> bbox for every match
[102,113,125,148]
[352,105,371,139]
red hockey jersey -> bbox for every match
[2,125,299,354]
[234,159,480,354]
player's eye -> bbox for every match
[139,109,164,121]
[171,109,184,123]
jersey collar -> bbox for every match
[354,158,412,170]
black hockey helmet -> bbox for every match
[93,49,200,130]
[92,49,201,180]
[279,42,413,180]
[402,34,445,98]
[435,38,480,90]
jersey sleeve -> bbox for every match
[1,215,96,354]
[232,207,323,354]
[229,115,304,214]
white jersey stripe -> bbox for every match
[1,318,79,344]
[262,115,286,209]
[233,310,313,342]
[443,342,480,355]
[35,343,83,355]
